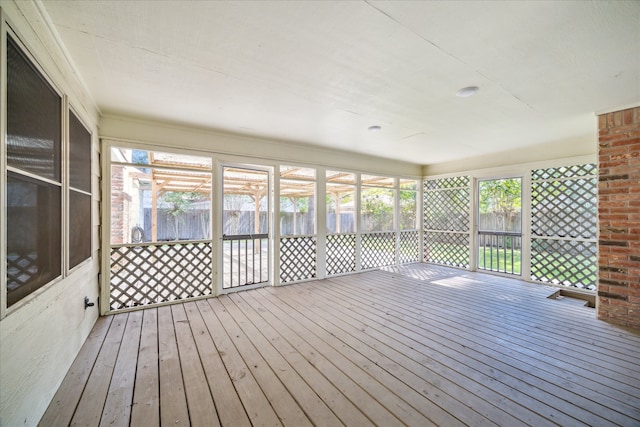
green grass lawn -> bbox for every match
[478,246,521,274]
[425,242,596,289]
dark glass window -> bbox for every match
[6,172,62,306]
[6,35,63,306]
[68,110,92,269]
[69,192,92,269]
[6,36,61,181]
[69,111,92,193]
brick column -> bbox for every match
[597,106,640,329]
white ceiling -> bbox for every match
[42,0,640,165]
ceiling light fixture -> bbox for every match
[368,125,382,132]
[456,86,479,98]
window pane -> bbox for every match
[7,37,61,181]
[280,178,315,236]
[400,179,417,191]
[361,187,394,232]
[326,170,355,185]
[7,172,61,306]
[326,182,355,234]
[280,166,315,180]
[157,189,211,240]
[362,175,394,188]
[69,191,92,269]
[111,147,212,170]
[69,111,92,192]
[223,167,269,236]
[400,190,417,230]
[111,165,211,244]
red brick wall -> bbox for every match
[597,106,640,329]
[111,165,125,244]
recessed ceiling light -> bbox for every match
[368,125,382,132]
[456,86,479,98]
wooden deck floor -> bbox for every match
[40,264,640,426]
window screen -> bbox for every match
[69,111,92,193]
[69,191,92,269]
[6,35,63,306]
[6,173,62,306]
[6,36,61,181]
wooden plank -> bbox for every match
[239,290,391,427]
[183,301,251,427]
[70,314,128,427]
[38,316,114,427]
[38,264,640,427]
[269,283,536,426]
[324,271,640,425]
[130,308,160,427]
[242,288,452,427]
[157,305,189,426]
[253,286,492,427]
[358,271,640,399]
[382,272,640,422]
[222,293,346,427]
[319,276,617,426]
[196,299,283,427]
[100,310,143,427]
[171,303,220,427]
[241,289,434,427]
[391,265,640,355]
[210,297,311,426]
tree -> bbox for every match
[160,191,206,240]
[479,178,521,232]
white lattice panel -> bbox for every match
[361,232,395,269]
[326,234,356,275]
[110,242,212,310]
[424,232,470,268]
[531,164,597,290]
[423,176,471,268]
[399,230,419,264]
[531,239,597,290]
[280,236,316,283]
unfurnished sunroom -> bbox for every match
[1,1,639,426]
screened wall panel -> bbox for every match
[423,176,471,268]
[108,147,213,311]
[326,171,357,275]
[530,164,597,290]
[279,166,317,282]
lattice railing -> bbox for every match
[399,230,419,264]
[361,232,395,269]
[424,231,470,268]
[531,179,596,239]
[280,236,316,283]
[531,239,597,290]
[424,176,470,268]
[109,242,213,310]
[478,231,522,275]
[326,234,356,276]
[223,235,269,289]
[531,164,597,290]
